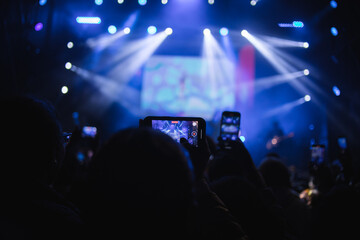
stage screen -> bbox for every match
[141,55,235,120]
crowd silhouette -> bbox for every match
[1,95,359,240]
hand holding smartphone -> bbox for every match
[219,111,241,146]
[141,116,206,148]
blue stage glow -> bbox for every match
[332,85,341,96]
[108,25,117,34]
[331,27,338,36]
[138,0,147,6]
[292,21,304,28]
[220,27,229,36]
[240,136,246,142]
[76,17,101,24]
[95,0,103,5]
[330,0,338,8]
[147,26,157,35]
[39,0,47,6]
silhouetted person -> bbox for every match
[77,127,247,240]
[207,138,287,240]
[259,156,311,240]
[0,96,83,240]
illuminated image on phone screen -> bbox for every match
[151,120,199,146]
[220,114,240,141]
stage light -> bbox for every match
[124,27,131,34]
[332,85,341,96]
[76,17,101,24]
[67,42,74,49]
[94,0,103,5]
[303,42,309,48]
[292,21,304,28]
[241,30,249,37]
[34,22,43,31]
[220,27,229,36]
[303,69,310,75]
[240,136,246,142]
[39,0,47,6]
[208,0,215,5]
[165,27,173,35]
[147,26,157,35]
[331,27,338,36]
[65,62,72,70]
[108,25,117,34]
[138,0,147,6]
[203,28,211,36]
[250,0,257,6]
[304,95,311,102]
[61,86,69,94]
[118,0,124,3]
[161,0,168,4]
[330,0,338,8]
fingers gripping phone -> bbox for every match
[141,116,206,148]
[220,111,241,143]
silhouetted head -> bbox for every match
[83,127,195,238]
[258,158,291,188]
[0,96,64,186]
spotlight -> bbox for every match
[203,28,211,36]
[219,27,229,36]
[147,26,157,35]
[61,86,69,94]
[330,0,338,8]
[94,0,103,5]
[208,0,215,5]
[65,62,72,70]
[292,21,304,28]
[303,42,309,48]
[241,30,249,37]
[250,0,257,6]
[39,0,47,6]
[34,22,43,31]
[67,42,74,49]
[332,85,341,96]
[76,17,101,24]
[138,0,147,6]
[161,0,168,4]
[118,0,124,3]
[240,136,246,142]
[303,69,310,75]
[304,95,311,102]
[331,27,338,36]
[108,25,117,34]
[124,27,131,34]
[165,27,173,35]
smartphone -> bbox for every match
[220,111,241,142]
[311,144,325,165]
[142,116,206,147]
[82,126,97,138]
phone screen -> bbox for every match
[151,120,200,146]
[311,145,325,165]
[220,111,241,142]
